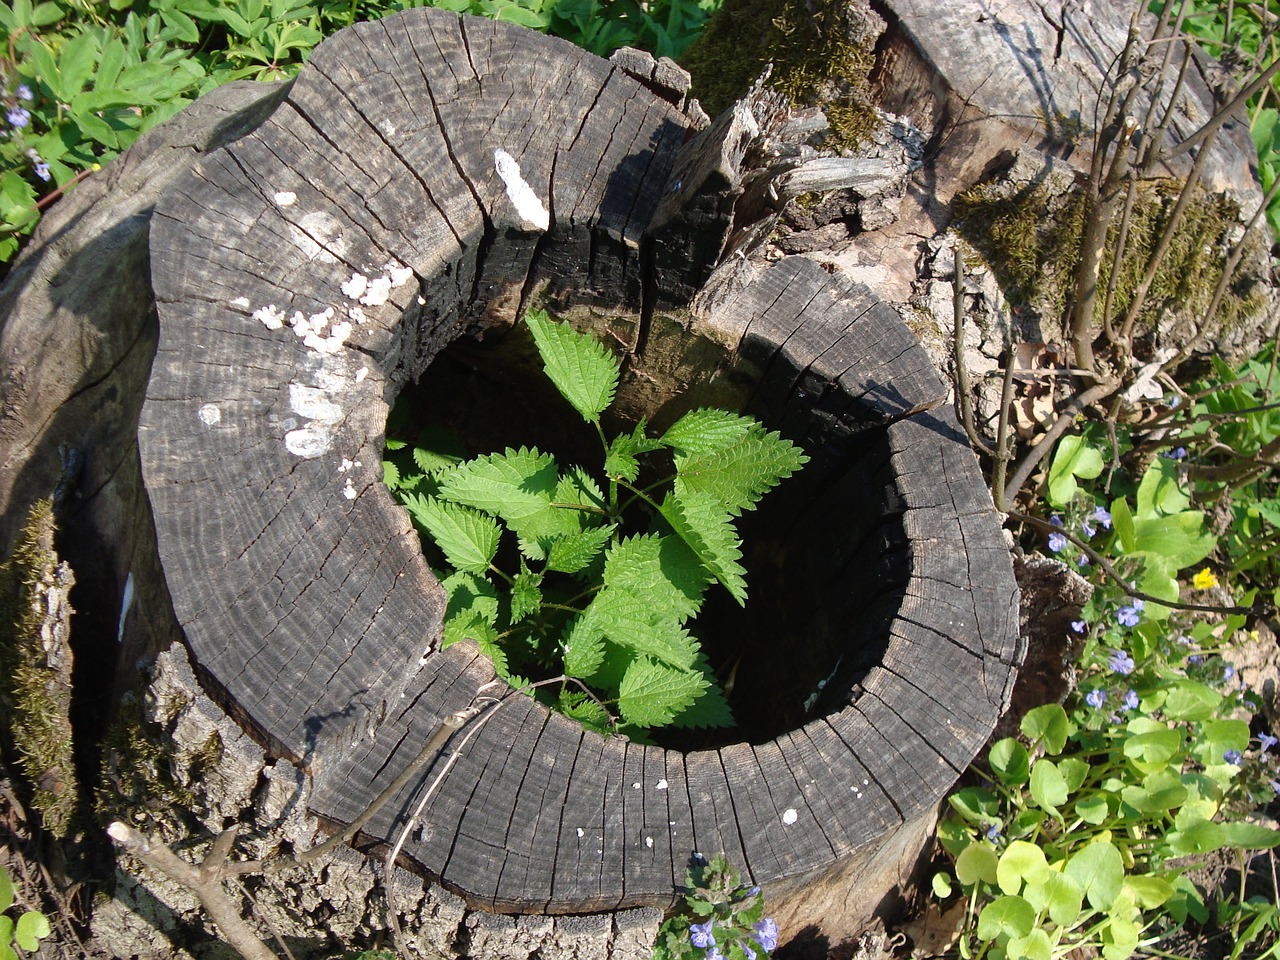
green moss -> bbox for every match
[96,693,196,822]
[0,501,79,838]
[681,0,880,151]
[953,177,1267,337]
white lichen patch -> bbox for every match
[348,306,368,325]
[285,426,333,459]
[494,148,550,231]
[273,191,297,207]
[576,828,584,838]
[781,808,798,825]
[253,304,285,330]
[342,478,357,500]
[645,837,653,849]
[360,276,393,307]
[230,296,250,309]
[655,779,668,790]
[198,403,222,426]
[341,272,369,301]
[289,384,343,423]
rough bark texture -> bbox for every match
[0,5,1072,956]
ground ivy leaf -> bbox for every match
[403,495,500,574]
[617,656,707,728]
[660,492,747,604]
[526,308,619,423]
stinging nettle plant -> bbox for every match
[385,309,807,738]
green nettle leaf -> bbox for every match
[673,427,808,515]
[525,309,620,423]
[604,421,663,482]
[1046,434,1104,507]
[660,492,748,604]
[437,446,559,518]
[588,586,701,669]
[509,568,543,623]
[555,465,608,515]
[1020,703,1071,755]
[557,690,611,734]
[989,738,1030,786]
[976,895,1036,941]
[955,842,999,886]
[667,668,735,729]
[413,443,462,474]
[441,571,499,647]
[617,656,708,727]
[562,617,606,679]
[383,459,402,489]
[546,525,616,574]
[660,408,756,455]
[404,496,500,574]
[603,534,710,622]
[1063,842,1124,911]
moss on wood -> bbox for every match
[680,0,880,151]
[0,500,78,838]
[953,177,1269,339]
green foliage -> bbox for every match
[0,865,51,960]
[652,853,777,960]
[387,309,805,736]
[0,0,722,266]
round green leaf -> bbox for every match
[1006,927,1053,960]
[1102,913,1140,960]
[1023,869,1084,928]
[956,842,999,887]
[932,872,954,899]
[997,841,1049,897]
[977,895,1036,941]
[989,738,1030,786]
[1030,759,1069,812]
[1219,822,1280,850]
[1123,876,1174,909]
[13,912,49,951]
[1064,842,1124,911]
[1161,681,1222,721]
[1076,794,1110,825]
[1021,704,1071,755]
[1057,757,1089,794]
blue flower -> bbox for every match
[1169,395,1182,409]
[1224,749,1243,766]
[1189,654,1204,665]
[690,921,715,949]
[34,161,50,182]
[1049,514,1064,527]
[1071,620,1087,634]
[7,106,30,129]
[1048,532,1067,553]
[1260,733,1277,754]
[1122,689,1139,711]
[984,822,1001,842]
[1078,554,1090,567]
[753,918,779,953]
[705,947,724,960]
[16,84,33,101]
[1109,649,1136,675]
[1224,665,1236,682]
[743,944,757,960]
[1086,689,1107,709]
[1093,505,1112,529]
[1163,447,1188,460]
[1081,520,1096,538]
[1271,779,1280,796]
[1117,605,1141,628]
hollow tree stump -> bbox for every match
[134,8,1020,949]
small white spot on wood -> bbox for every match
[341,273,369,301]
[385,263,414,287]
[416,296,426,305]
[274,191,297,207]
[360,276,392,307]
[230,296,250,308]
[656,779,668,790]
[645,837,653,848]
[253,304,285,330]
[355,366,369,383]
[198,403,221,426]
[285,426,332,458]
[343,478,356,500]
[782,808,798,825]
[494,149,550,231]
[116,572,134,645]
[379,118,397,138]
[632,782,641,789]
[348,306,368,325]
[338,458,355,473]
[576,828,584,838]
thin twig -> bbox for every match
[1001,380,1119,507]
[952,253,995,457]
[1011,513,1261,616]
[991,346,1017,513]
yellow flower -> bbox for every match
[1192,568,1218,590]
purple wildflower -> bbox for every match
[1050,514,1064,527]
[1271,779,1280,796]
[1071,620,1087,634]
[1224,665,1236,682]
[743,944,757,960]
[1078,554,1090,567]
[1081,519,1096,538]
[1117,605,1141,628]
[753,919,779,953]
[1122,689,1139,711]
[690,921,715,949]
[1169,395,1182,409]
[7,106,30,128]
[1164,447,1188,460]
[33,161,50,182]
[1048,532,1068,553]
[1259,733,1277,754]
[1225,749,1243,766]
[1093,505,1112,529]
[706,947,724,960]
[984,822,1001,842]
[1110,649,1136,675]
[16,84,32,101]
[1086,689,1107,709]
[1189,654,1204,665]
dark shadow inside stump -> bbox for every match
[384,306,905,749]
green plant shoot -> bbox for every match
[385,309,807,737]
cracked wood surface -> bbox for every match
[135,5,1019,935]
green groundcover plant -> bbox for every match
[0,865,50,960]
[384,310,806,738]
[653,853,778,960]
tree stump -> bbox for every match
[133,7,1019,950]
